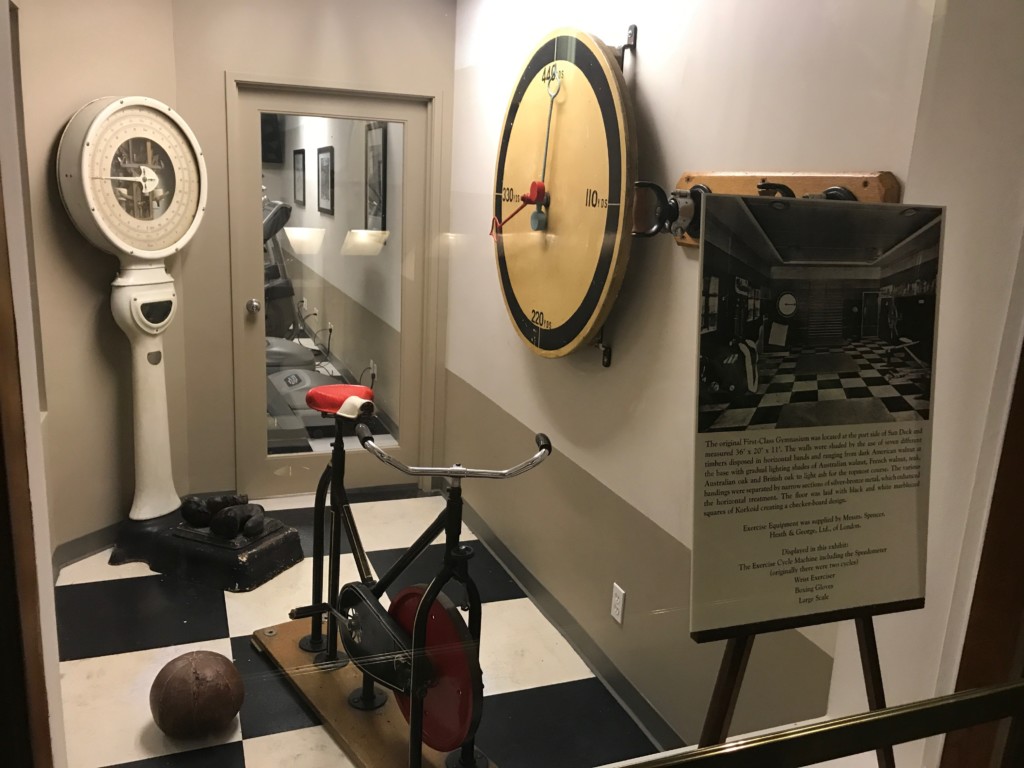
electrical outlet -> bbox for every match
[298,297,307,310]
[610,583,625,624]
[327,322,333,332]
[370,359,378,378]
[312,307,318,317]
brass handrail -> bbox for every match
[610,679,1024,768]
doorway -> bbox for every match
[226,80,442,499]
[861,290,880,338]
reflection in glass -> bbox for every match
[260,114,403,456]
[110,138,176,220]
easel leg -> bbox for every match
[856,616,897,768]
[699,635,755,747]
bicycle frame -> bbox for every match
[291,415,552,768]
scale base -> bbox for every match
[109,513,303,592]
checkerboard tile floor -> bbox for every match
[699,339,932,432]
[54,494,657,768]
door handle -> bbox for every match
[246,298,262,314]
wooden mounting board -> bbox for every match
[673,171,902,246]
[252,619,453,768]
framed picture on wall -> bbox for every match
[260,113,285,164]
[365,121,387,230]
[317,145,334,215]
[293,149,305,206]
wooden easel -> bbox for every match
[687,169,916,767]
[699,614,896,768]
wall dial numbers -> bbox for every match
[492,29,636,359]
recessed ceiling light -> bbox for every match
[901,208,918,217]
[770,201,788,210]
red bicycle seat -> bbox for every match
[305,384,375,419]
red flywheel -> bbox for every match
[387,585,483,752]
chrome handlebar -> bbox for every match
[355,423,552,481]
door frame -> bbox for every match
[939,331,1024,767]
[224,72,448,498]
[1,3,57,763]
[1,157,51,768]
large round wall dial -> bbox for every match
[493,29,636,358]
[777,292,797,318]
[57,96,207,260]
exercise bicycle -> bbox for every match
[289,384,552,768]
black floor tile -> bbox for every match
[272,507,350,559]
[368,541,525,605]
[893,383,923,396]
[56,576,229,661]
[230,635,320,739]
[272,489,433,558]
[881,396,915,413]
[107,742,245,768]
[698,410,723,431]
[269,443,313,455]
[731,393,763,409]
[475,679,657,768]
[790,390,818,403]
[749,405,783,425]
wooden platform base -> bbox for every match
[252,618,454,768]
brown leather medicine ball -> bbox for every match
[149,650,245,739]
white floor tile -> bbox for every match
[252,493,318,512]
[758,392,792,407]
[60,639,240,768]
[307,434,399,454]
[478,598,593,697]
[56,548,155,586]
[224,555,367,637]
[890,409,925,422]
[817,388,847,401]
[242,726,358,767]
[711,408,755,429]
[349,496,469,553]
[868,384,900,398]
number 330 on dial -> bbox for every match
[492,29,636,358]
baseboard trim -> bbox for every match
[463,501,687,752]
[52,522,120,583]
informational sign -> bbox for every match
[691,194,942,642]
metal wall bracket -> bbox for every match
[615,24,638,69]
[593,327,612,368]
[632,182,710,240]
[671,171,902,246]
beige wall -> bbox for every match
[15,0,455,550]
[446,372,832,742]
[170,0,455,494]
[444,0,1024,762]
[15,0,186,549]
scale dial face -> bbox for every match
[777,292,797,318]
[493,29,636,358]
[57,96,207,260]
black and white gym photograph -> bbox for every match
[697,195,942,433]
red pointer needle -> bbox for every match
[490,180,546,242]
